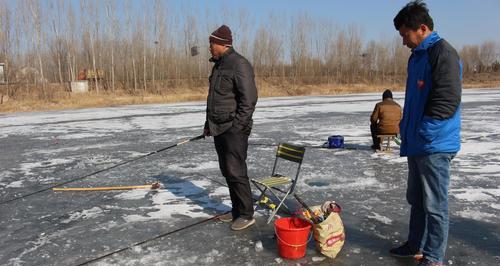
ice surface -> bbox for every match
[1,89,499,265]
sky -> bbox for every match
[3,0,499,52]
[165,0,500,49]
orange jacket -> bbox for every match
[370,98,402,134]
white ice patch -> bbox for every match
[114,189,151,200]
[460,140,500,155]
[55,132,110,140]
[370,151,406,163]
[165,161,219,173]
[490,203,500,210]
[454,209,496,223]
[458,163,500,174]
[450,187,500,202]
[6,180,24,188]
[122,179,229,223]
[61,207,105,224]
[9,230,64,265]
[24,142,127,156]
[18,158,74,176]
[0,170,14,182]
[301,173,387,191]
[209,186,230,197]
[363,170,375,177]
[95,247,224,266]
[367,212,393,225]
[351,247,361,254]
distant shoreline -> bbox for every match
[1,82,499,114]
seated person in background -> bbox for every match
[370,89,402,150]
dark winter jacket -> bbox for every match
[205,48,258,136]
[370,98,402,134]
[400,31,462,156]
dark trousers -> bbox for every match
[214,126,254,220]
[370,124,380,148]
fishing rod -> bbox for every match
[76,211,228,265]
[0,135,205,205]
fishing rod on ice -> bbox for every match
[0,135,206,205]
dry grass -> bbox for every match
[1,79,500,113]
[0,90,208,113]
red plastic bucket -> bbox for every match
[274,217,312,259]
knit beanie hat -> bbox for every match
[383,89,393,99]
[209,25,232,46]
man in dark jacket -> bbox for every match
[203,25,258,231]
[370,89,402,150]
[389,2,461,266]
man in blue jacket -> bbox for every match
[389,1,461,266]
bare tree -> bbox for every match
[0,1,12,85]
[2,0,498,103]
[460,45,481,74]
[27,0,46,89]
[105,0,118,93]
[480,41,496,72]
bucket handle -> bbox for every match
[274,227,313,248]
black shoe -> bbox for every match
[389,241,423,259]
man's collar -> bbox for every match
[413,31,441,52]
[210,47,234,63]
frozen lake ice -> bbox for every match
[1,89,499,265]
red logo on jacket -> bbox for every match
[417,80,425,89]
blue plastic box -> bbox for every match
[328,135,344,148]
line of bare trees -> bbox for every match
[1,0,499,98]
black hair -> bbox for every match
[383,89,393,100]
[394,0,434,31]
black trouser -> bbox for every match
[370,124,380,148]
[214,126,254,220]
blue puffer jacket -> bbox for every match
[400,31,462,157]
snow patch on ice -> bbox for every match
[367,212,392,224]
[490,203,500,210]
[122,179,229,222]
[0,170,14,182]
[363,170,375,177]
[55,132,111,140]
[18,158,75,176]
[165,161,219,173]
[24,142,127,155]
[450,187,500,202]
[61,207,105,224]
[460,141,500,155]
[209,186,230,197]
[458,163,500,174]
[10,230,66,263]
[370,151,406,163]
[114,189,151,200]
[301,174,387,190]
[454,209,496,223]
[6,180,24,188]
[97,247,224,266]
